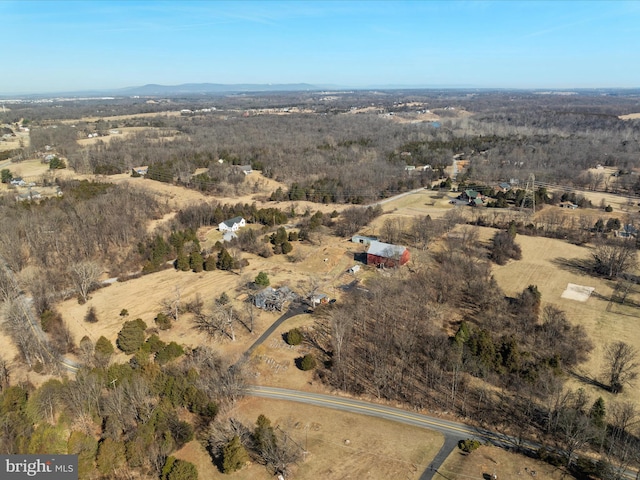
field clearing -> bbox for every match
[208,397,444,480]
[59,110,183,124]
[619,112,640,120]
[76,126,157,146]
[489,228,640,407]
[0,130,29,151]
[439,445,570,480]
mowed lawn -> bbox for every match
[489,228,640,407]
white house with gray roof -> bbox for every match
[218,216,246,233]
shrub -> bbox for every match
[155,312,172,330]
[298,354,316,371]
[254,271,270,287]
[40,309,62,332]
[458,439,481,453]
[84,306,98,323]
[605,205,613,212]
[156,342,184,365]
[286,328,303,346]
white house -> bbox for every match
[218,216,246,232]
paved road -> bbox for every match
[248,386,500,479]
[242,303,307,358]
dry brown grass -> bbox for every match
[489,226,640,408]
[619,113,640,120]
[206,397,445,480]
[439,445,571,480]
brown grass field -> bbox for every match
[439,445,571,480]
[171,397,444,480]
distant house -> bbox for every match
[497,182,511,193]
[617,224,638,238]
[132,166,149,176]
[218,216,246,232]
[10,177,26,186]
[459,189,484,206]
[559,202,578,209]
[366,240,410,268]
[237,165,253,175]
[15,190,41,202]
[351,235,377,245]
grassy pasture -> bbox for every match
[489,228,640,407]
[439,445,570,480]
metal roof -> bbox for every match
[366,240,406,259]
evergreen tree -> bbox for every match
[217,248,234,271]
[222,435,249,473]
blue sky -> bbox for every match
[2,0,639,94]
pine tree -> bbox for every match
[222,435,249,473]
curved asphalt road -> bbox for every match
[248,386,504,480]
[242,303,307,358]
[248,386,638,480]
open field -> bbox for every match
[489,228,640,407]
[0,130,29,151]
[179,396,444,480]
[439,445,570,480]
[619,112,640,120]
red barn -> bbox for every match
[366,240,410,268]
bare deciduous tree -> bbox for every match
[69,261,102,303]
[603,341,639,393]
[194,302,237,341]
[592,238,637,278]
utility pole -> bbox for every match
[520,173,536,216]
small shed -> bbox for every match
[309,293,329,307]
[347,265,361,274]
[351,235,377,245]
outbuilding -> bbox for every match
[366,240,410,268]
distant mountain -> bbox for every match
[116,83,319,95]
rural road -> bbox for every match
[247,386,639,480]
[247,386,505,479]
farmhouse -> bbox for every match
[366,240,410,268]
[218,216,246,233]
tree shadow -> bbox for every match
[569,370,611,392]
[550,257,594,276]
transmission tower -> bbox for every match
[520,173,536,215]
